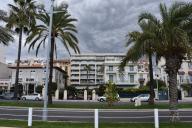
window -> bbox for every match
[109,66,113,71]
[139,74,143,78]
[189,76,192,82]
[189,63,192,69]
[109,75,113,82]
[129,65,134,71]
[179,75,184,83]
[119,74,125,82]
[130,75,134,83]
[31,70,35,72]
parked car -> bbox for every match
[130,94,150,102]
[21,93,43,101]
[0,92,20,100]
[97,94,120,102]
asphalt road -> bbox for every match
[0,107,192,123]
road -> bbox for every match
[0,107,192,123]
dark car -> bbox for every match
[0,92,20,100]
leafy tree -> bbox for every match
[119,19,157,104]
[84,65,91,84]
[25,5,80,104]
[6,0,37,97]
[139,2,192,122]
[181,84,192,96]
[50,82,57,94]
[66,86,77,99]
[105,81,119,106]
[35,85,43,94]
[146,79,167,90]
[97,85,106,96]
[0,10,13,45]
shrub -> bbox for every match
[35,85,43,94]
[96,85,106,96]
[146,79,167,90]
[105,81,119,106]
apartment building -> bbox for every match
[104,54,149,88]
[70,53,149,89]
[0,62,11,91]
[8,59,67,94]
[70,54,105,89]
[53,59,71,86]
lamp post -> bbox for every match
[42,0,54,121]
[42,0,68,121]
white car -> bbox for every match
[97,94,120,102]
[97,96,107,102]
[21,93,43,101]
[130,94,150,102]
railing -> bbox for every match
[0,107,192,128]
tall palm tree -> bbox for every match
[139,2,192,122]
[84,65,91,84]
[25,5,80,104]
[119,20,158,105]
[0,10,13,45]
[6,0,37,97]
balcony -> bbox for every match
[71,67,80,70]
[115,80,138,85]
[71,76,79,79]
[80,76,95,79]
[71,81,80,85]
[127,69,137,73]
[106,69,116,73]
[80,81,95,85]
[80,71,95,74]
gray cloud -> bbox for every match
[0,0,190,62]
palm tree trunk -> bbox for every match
[148,52,155,105]
[48,36,55,105]
[14,27,23,98]
[166,57,180,122]
[87,70,88,85]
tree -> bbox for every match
[84,65,91,85]
[119,20,158,105]
[25,5,80,104]
[105,81,119,107]
[146,79,167,90]
[35,85,43,94]
[97,85,106,96]
[66,86,77,99]
[6,0,37,97]
[0,10,13,45]
[139,2,192,122]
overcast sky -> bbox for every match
[0,0,190,63]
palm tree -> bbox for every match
[0,10,13,45]
[25,5,80,104]
[84,65,91,84]
[139,2,192,122]
[119,20,158,105]
[6,0,37,97]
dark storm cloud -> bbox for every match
[0,0,190,62]
[67,0,172,53]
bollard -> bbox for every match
[154,109,159,128]
[28,107,33,127]
[95,109,99,128]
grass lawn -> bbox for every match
[0,100,192,109]
[0,120,192,128]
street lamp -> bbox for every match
[42,0,54,121]
[41,0,68,121]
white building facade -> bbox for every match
[70,53,149,89]
[0,62,11,91]
[8,60,67,95]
